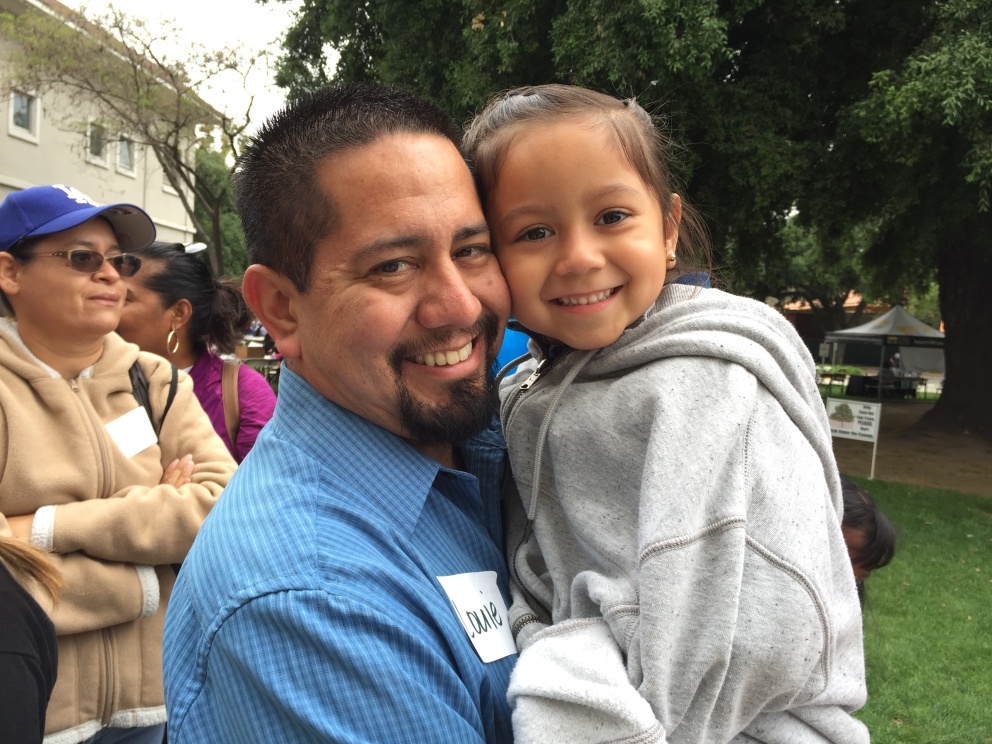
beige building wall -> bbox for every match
[0,0,197,244]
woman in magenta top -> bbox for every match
[117,241,276,462]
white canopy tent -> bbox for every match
[824,305,944,374]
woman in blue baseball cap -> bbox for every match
[0,185,236,744]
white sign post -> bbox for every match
[826,398,882,479]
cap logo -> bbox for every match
[53,184,98,206]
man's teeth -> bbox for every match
[414,341,473,367]
[556,288,616,306]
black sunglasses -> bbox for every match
[26,249,142,278]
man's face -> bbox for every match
[293,133,510,452]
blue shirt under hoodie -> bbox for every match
[164,365,516,743]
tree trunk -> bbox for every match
[208,201,224,276]
[917,227,992,441]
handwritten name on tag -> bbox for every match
[437,571,516,663]
[105,406,157,459]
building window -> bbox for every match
[8,91,40,143]
[87,120,108,165]
[13,93,32,129]
[117,135,135,174]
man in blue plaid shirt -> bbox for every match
[163,83,517,743]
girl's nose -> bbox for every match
[555,231,607,276]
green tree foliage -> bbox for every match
[0,6,260,275]
[906,283,942,330]
[809,0,992,436]
[194,149,246,275]
[772,219,869,335]
[265,0,991,437]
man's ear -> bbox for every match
[242,264,302,360]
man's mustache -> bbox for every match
[390,312,502,370]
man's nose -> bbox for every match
[555,229,607,276]
[417,261,483,329]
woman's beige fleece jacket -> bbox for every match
[0,320,236,744]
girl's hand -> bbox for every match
[161,455,195,488]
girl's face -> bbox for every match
[487,119,679,350]
[117,257,174,357]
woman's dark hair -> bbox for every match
[131,241,251,355]
[841,475,897,605]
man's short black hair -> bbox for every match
[234,82,462,292]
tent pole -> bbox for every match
[878,346,885,402]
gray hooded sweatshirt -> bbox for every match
[500,284,868,743]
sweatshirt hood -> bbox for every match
[0,318,141,383]
[502,284,840,525]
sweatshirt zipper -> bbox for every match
[502,350,573,434]
[502,349,586,632]
[69,377,113,499]
[508,536,551,637]
[70,381,118,722]
[101,628,116,724]
[503,356,559,632]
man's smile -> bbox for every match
[410,340,474,367]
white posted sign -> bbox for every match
[826,398,881,442]
[826,397,883,479]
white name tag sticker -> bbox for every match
[105,406,157,459]
[437,571,516,663]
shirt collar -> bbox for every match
[271,364,503,531]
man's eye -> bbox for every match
[373,259,411,275]
[520,226,552,241]
[454,244,488,259]
[598,210,629,226]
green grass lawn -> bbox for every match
[816,364,867,376]
[819,388,944,403]
[850,477,992,743]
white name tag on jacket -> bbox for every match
[105,406,157,458]
[437,571,516,663]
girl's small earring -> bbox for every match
[167,328,180,356]
[667,252,677,267]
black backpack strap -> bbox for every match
[161,364,179,427]
[128,361,154,432]
[129,361,179,436]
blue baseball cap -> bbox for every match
[0,184,156,253]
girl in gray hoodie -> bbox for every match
[464,84,869,744]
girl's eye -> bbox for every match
[520,226,552,241]
[597,210,630,226]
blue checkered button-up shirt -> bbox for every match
[164,366,516,743]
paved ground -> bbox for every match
[831,401,992,497]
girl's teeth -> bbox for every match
[415,341,473,366]
[558,288,614,306]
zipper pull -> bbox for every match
[68,378,80,392]
[519,359,549,390]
